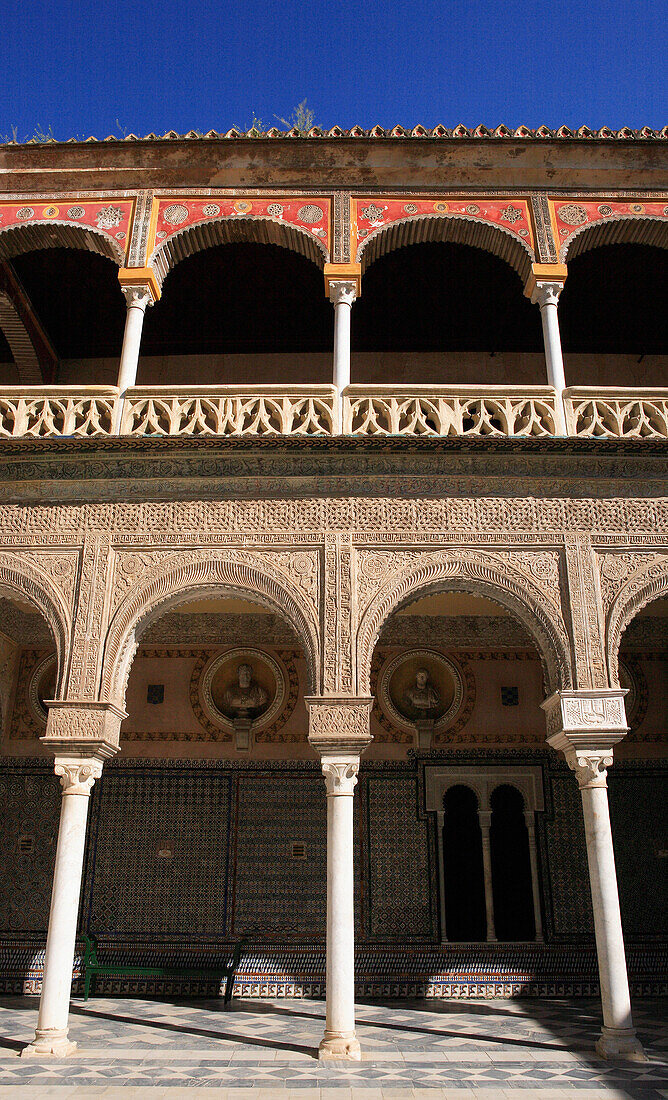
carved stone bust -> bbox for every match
[222,662,268,718]
[403,667,441,715]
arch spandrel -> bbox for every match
[100,549,321,707]
[560,214,668,263]
[606,554,668,685]
[0,221,125,265]
[149,215,328,287]
[355,213,534,281]
[0,552,72,695]
[355,549,572,698]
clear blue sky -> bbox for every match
[2,0,666,141]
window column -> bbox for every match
[478,810,497,943]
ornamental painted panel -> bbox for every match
[0,200,134,257]
[553,200,668,259]
[152,197,331,255]
[353,196,535,256]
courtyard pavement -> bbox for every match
[0,995,665,1098]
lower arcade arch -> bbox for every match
[357,551,572,698]
[100,551,321,708]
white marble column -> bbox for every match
[306,695,372,1061]
[113,284,155,432]
[22,756,104,1057]
[532,282,567,434]
[545,690,645,1060]
[478,811,497,943]
[524,811,544,942]
[320,755,361,1059]
[329,281,357,433]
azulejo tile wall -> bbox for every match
[0,755,665,997]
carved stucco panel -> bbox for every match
[66,533,111,699]
[20,551,79,609]
[598,551,664,616]
[604,552,668,683]
[562,534,607,689]
[0,550,71,692]
[354,547,572,696]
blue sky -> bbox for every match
[2,0,666,141]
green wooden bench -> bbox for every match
[81,933,246,1004]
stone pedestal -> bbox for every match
[414,718,434,751]
[233,716,252,752]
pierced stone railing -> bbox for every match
[0,387,117,438]
[1,384,666,441]
[565,388,668,439]
[121,385,337,437]
[342,385,559,437]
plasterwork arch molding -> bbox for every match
[101,550,321,706]
[356,551,572,697]
[560,214,668,263]
[356,213,534,282]
[606,554,668,685]
[0,222,124,265]
[149,215,327,287]
[0,553,71,694]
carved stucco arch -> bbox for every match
[356,552,572,697]
[606,555,668,684]
[356,213,534,282]
[560,214,668,263]
[149,215,328,287]
[100,550,321,707]
[0,553,71,694]
[0,221,124,265]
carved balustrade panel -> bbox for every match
[121,389,336,437]
[565,389,668,439]
[0,391,117,438]
[343,389,558,437]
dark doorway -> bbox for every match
[442,785,486,941]
[490,784,535,941]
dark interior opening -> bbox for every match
[442,784,487,942]
[490,784,535,942]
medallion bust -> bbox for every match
[404,667,441,715]
[223,663,268,717]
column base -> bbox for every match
[319,1031,361,1061]
[595,1027,646,1061]
[21,1029,77,1058]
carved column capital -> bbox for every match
[542,689,628,788]
[54,755,104,796]
[42,700,126,759]
[120,284,154,312]
[305,695,373,756]
[321,757,360,796]
[328,280,358,308]
[524,263,568,306]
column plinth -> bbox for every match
[306,696,372,1062]
[543,689,645,1061]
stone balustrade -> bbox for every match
[0,384,666,440]
[342,385,559,437]
[564,387,668,438]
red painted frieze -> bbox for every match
[153,197,331,252]
[0,200,133,251]
[353,197,535,253]
[554,199,668,252]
